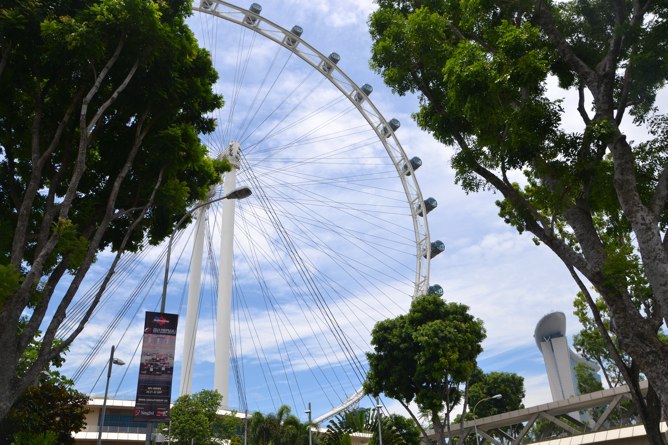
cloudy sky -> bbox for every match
[58,0,656,422]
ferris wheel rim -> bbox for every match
[193,0,432,298]
[191,0,435,421]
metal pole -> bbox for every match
[244,410,248,445]
[97,346,115,445]
[472,394,502,445]
[306,403,312,445]
[376,398,383,445]
[145,422,154,445]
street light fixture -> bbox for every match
[160,185,252,313]
[473,394,502,445]
[97,345,126,445]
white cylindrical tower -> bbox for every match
[179,204,209,396]
[214,141,241,406]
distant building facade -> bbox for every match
[74,399,367,444]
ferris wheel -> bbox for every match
[68,0,443,423]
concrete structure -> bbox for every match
[534,312,600,402]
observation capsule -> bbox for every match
[320,52,341,74]
[379,118,401,138]
[244,3,262,26]
[284,25,303,47]
[352,84,373,103]
[402,156,422,176]
[423,240,445,258]
[427,284,444,297]
[417,197,437,216]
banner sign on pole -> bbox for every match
[134,311,179,422]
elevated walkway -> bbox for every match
[439,380,667,444]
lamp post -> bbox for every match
[97,345,126,445]
[160,185,252,313]
[305,402,312,445]
[472,394,502,445]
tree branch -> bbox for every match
[10,88,82,266]
[454,133,594,278]
[42,113,154,354]
[650,163,668,222]
[394,399,430,443]
[532,0,598,91]
[610,134,668,324]
[58,35,129,220]
[615,64,632,125]
[86,59,139,135]
[12,39,139,306]
[577,85,591,125]
[0,44,9,80]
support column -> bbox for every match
[179,204,209,396]
[214,141,241,407]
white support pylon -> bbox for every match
[214,141,241,407]
[179,201,210,396]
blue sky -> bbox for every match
[57,0,665,423]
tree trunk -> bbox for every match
[432,413,447,445]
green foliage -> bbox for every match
[452,370,524,443]
[0,0,228,420]
[1,322,88,443]
[50,218,90,272]
[0,368,89,444]
[323,409,419,445]
[323,409,377,445]
[384,414,421,445]
[0,264,22,308]
[574,362,604,395]
[169,390,226,445]
[364,295,486,439]
[368,0,668,424]
[10,431,57,445]
[247,405,311,445]
[466,371,525,418]
[572,291,628,388]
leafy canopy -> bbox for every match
[364,295,485,443]
[0,0,226,420]
[367,0,668,421]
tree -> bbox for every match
[247,405,311,445]
[466,370,525,419]
[454,369,524,444]
[0,322,89,443]
[0,370,89,444]
[215,412,244,445]
[0,0,226,420]
[248,412,275,445]
[364,295,486,445]
[322,408,420,445]
[368,0,668,442]
[323,409,376,445]
[384,414,421,445]
[168,390,224,445]
[572,293,626,389]
[572,291,666,432]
